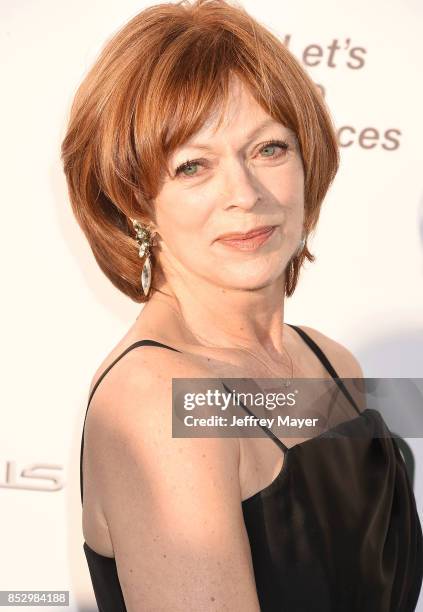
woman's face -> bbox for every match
[153,75,305,292]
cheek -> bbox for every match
[268,162,304,204]
[154,188,213,253]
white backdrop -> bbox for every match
[1,0,422,610]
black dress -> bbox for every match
[79,324,423,611]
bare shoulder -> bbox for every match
[83,346,259,610]
[84,342,237,465]
[295,324,364,378]
[85,342,239,494]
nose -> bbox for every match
[220,158,262,211]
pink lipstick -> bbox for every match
[217,226,276,251]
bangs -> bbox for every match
[132,24,307,200]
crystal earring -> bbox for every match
[131,218,157,297]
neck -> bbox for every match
[144,267,290,361]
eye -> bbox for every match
[174,139,290,179]
[175,159,204,178]
[258,139,289,158]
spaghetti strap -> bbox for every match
[80,339,181,504]
[286,324,362,416]
[87,340,182,409]
[221,382,289,453]
[229,323,362,451]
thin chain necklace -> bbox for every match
[193,335,294,387]
[161,304,294,387]
[233,342,294,387]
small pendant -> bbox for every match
[141,255,152,296]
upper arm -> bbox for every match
[86,349,260,612]
[297,325,367,412]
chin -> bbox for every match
[221,268,283,292]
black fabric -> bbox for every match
[80,326,423,611]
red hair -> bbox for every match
[61,0,339,302]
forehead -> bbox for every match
[178,77,289,151]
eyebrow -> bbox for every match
[180,118,285,152]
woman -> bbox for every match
[61,1,423,610]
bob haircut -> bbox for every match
[61,0,339,302]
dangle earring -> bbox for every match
[296,234,306,256]
[131,218,157,297]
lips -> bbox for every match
[216,225,276,251]
[217,225,276,242]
